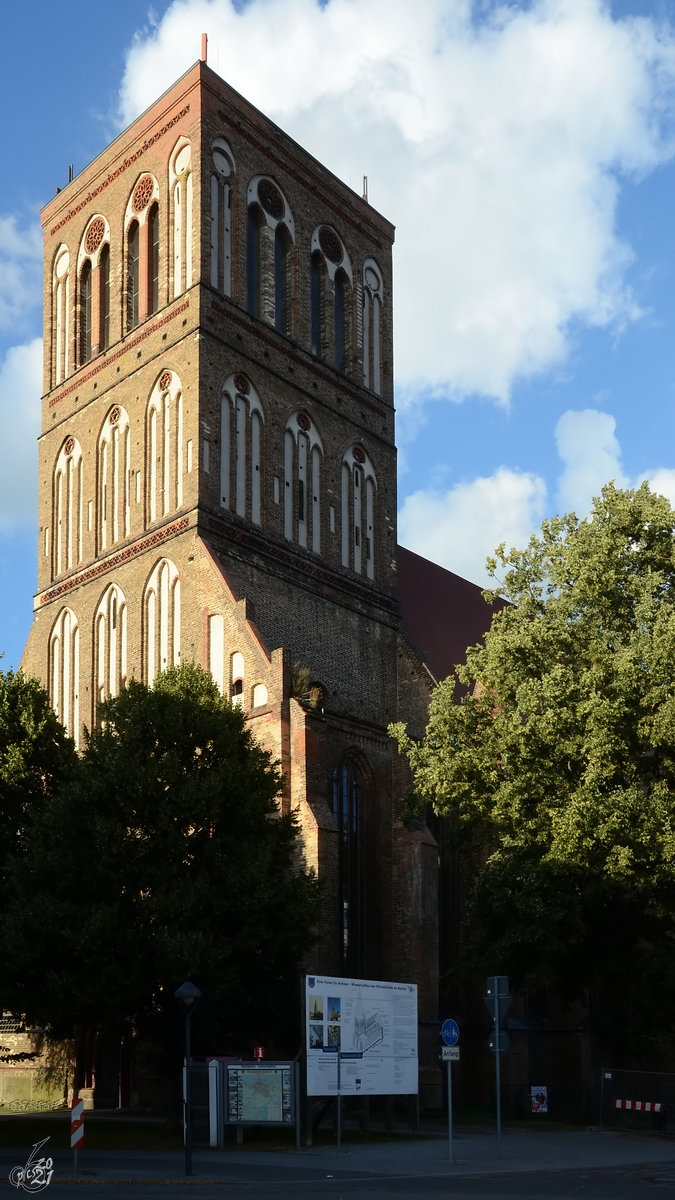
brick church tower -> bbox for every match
[23,56,444,1093]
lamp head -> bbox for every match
[175,981,202,1014]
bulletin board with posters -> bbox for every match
[305,974,418,1097]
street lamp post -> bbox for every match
[175,981,202,1177]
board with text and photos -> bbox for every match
[305,974,418,1096]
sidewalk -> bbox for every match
[3,1127,675,1183]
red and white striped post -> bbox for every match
[71,1097,84,1174]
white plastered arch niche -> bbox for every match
[284,411,323,553]
[123,172,160,230]
[144,558,181,686]
[210,138,235,296]
[342,444,377,579]
[310,227,352,284]
[49,607,80,747]
[247,176,295,241]
[52,244,71,385]
[362,257,383,395]
[94,583,128,707]
[76,213,111,275]
[146,369,184,526]
[98,404,131,552]
[51,434,83,578]
[169,137,193,298]
[77,214,112,363]
[247,176,295,332]
[220,373,264,525]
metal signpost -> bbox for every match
[70,1097,84,1175]
[441,1019,459,1162]
[485,976,511,1160]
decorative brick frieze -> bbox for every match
[47,301,190,407]
[37,517,190,606]
[49,106,190,237]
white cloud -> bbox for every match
[636,467,675,508]
[0,340,42,530]
[554,407,628,514]
[119,0,675,401]
[398,466,546,586]
[0,216,42,333]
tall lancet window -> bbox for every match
[341,444,376,580]
[210,138,235,297]
[98,404,131,552]
[309,226,353,372]
[146,369,184,526]
[331,761,363,977]
[124,172,161,328]
[52,245,70,386]
[170,140,193,299]
[49,607,80,747]
[284,411,323,554]
[246,176,295,330]
[219,373,264,526]
[52,435,83,579]
[94,583,128,709]
[362,258,384,395]
[144,558,181,686]
[77,215,110,365]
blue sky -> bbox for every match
[3,0,675,669]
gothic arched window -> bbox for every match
[362,257,384,394]
[49,607,80,747]
[94,583,127,708]
[341,444,376,579]
[77,215,110,365]
[310,226,353,372]
[52,435,83,578]
[146,369,184,526]
[220,373,264,526]
[246,176,295,329]
[98,404,131,551]
[126,221,140,331]
[210,138,235,297]
[331,762,363,976]
[170,140,192,299]
[284,411,322,554]
[144,558,181,685]
[124,173,161,329]
[52,245,70,386]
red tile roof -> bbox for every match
[397,545,506,683]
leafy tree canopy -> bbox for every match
[3,663,317,1056]
[391,485,675,1049]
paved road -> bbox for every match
[2,1131,675,1198]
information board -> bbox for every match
[226,1063,294,1125]
[305,974,418,1096]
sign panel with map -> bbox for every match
[226,1063,295,1125]
[305,974,418,1096]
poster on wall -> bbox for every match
[531,1086,548,1113]
[305,974,418,1096]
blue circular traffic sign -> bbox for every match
[441,1019,459,1046]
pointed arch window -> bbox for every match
[52,245,70,386]
[331,762,363,976]
[210,138,234,297]
[144,558,181,685]
[341,445,376,579]
[246,176,295,329]
[170,141,192,299]
[77,215,110,366]
[49,607,80,747]
[146,370,184,526]
[94,583,128,709]
[362,258,384,394]
[98,404,131,551]
[126,221,140,331]
[52,435,83,579]
[284,412,322,553]
[220,373,264,526]
[310,226,352,372]
[149,203,159,314]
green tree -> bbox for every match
[391,484,675,1053]
[0,667,76,901]
[3,663,318,1070]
